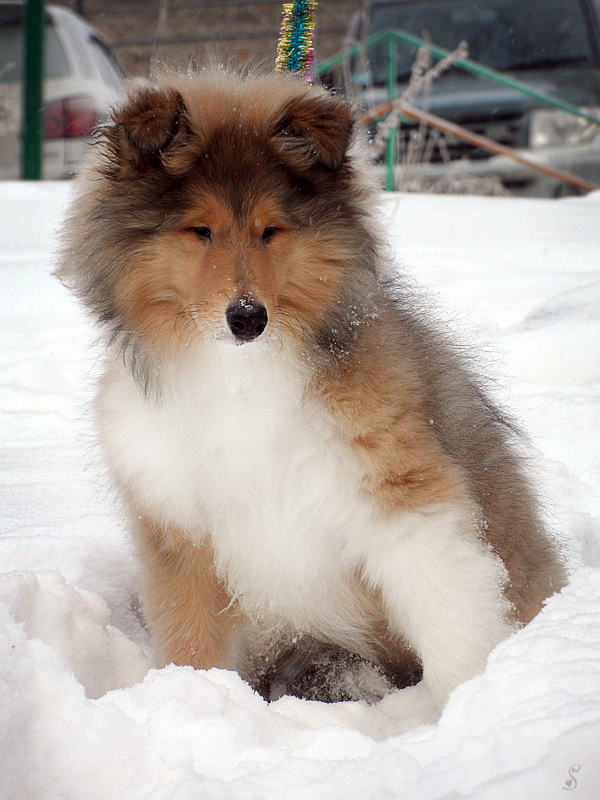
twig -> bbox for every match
[371,41,469,160]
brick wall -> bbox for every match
[57,0,364,77]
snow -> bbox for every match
[1,181,599,799]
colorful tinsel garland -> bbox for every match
[276,0,317,79]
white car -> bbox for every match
[0,2,123,179]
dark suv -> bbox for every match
[348,0,600,196]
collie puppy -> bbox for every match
[57,69,565,709]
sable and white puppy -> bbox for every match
[57,69,565,708]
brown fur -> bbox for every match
[57,69,566,705]
[133,516,236,670]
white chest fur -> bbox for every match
[97,340,514,707]
[96,342,377,639]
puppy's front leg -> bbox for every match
[362,503,515,709]
[133,517,237,670]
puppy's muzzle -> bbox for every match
[226,300,268,343]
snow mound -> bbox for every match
[0,570,152,699]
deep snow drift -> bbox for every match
[1,182,599,799]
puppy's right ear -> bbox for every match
[103,87,192,174]
[272,91,354,172]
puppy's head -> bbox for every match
[58,70,379,373]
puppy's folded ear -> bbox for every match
[104,87,192,173]
[273,92,354,171]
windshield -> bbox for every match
[368,0,596,82]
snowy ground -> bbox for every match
[1,181,599,800]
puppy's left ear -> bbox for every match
[273,92,354,171]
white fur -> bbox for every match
[97,339,513,707]
[355,505,514,707]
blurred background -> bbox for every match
[36,0,361,78]
[2,0,600,196]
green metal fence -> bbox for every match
[315,28,600,192]
[21,0,45,180]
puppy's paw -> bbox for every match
[248,639,398,704]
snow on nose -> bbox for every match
[225,299,268,342]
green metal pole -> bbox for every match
[315,28,600,127]
[21,0,45,180]
[385,37,396,191]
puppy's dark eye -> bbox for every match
[191,225,212,243]
[261,226,278,244]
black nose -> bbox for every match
[226,300,268,342]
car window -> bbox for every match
[368,0,595,82]
[88,37,122,91]
[0,21,71,82]
[55,14,97,80]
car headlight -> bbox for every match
[530,107,600,149]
